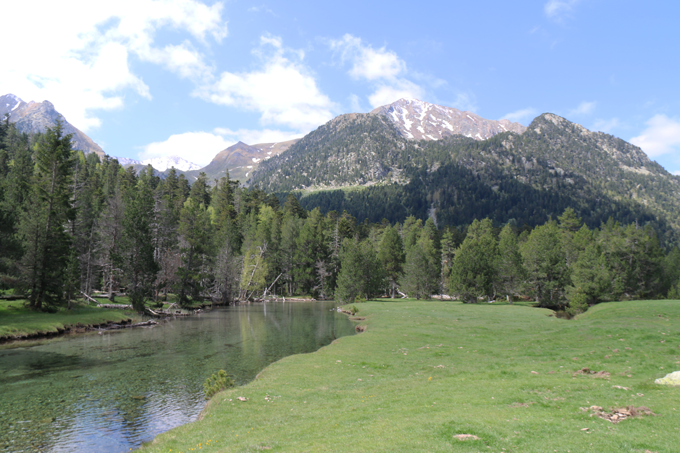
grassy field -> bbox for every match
[139,299,680,452]
[0,299,140,341]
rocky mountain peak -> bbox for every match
[527,113,654,171]
[0,93,105,157]
[371,98,526,141]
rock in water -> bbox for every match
[654,370,680,386]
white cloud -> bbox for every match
[213,127,302,145]
[368,81,425,109]
[141,127,302,165]
[592,118,621,133]
[199,36,335,131]
[630,114,680,158]
[673,170,680,176]
[2,0,226,132]
[248,5,275,15]
[448,92,478,113]
[502,108,538,124]
[544,0,581,19]
[330,34,423,108]
[140,131,232,166]
[349,94,364,113]
[331,34,405,81]
[569,101,596,116]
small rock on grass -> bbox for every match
[453,434,480,441]
[654,370,680,386]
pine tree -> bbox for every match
[176,192,214,307]
[402,233,439,300]
[521,221,569,309]
[496,223,525,303]
[449,218,498,303]
[567,244,610,310]
[335,238,384,303]
[18,120,75,310]
[377,225,404,298]
[98,184,125,301]
[121,172,159,312]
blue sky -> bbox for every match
[4,0,680,172]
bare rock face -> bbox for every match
[0,94,105,157]
[370,98,526,141]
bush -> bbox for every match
[204,370,235,400]
[348,305,359,315]
[566,289,589,317]
[668,284,680,300]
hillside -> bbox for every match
[251,110,680,241]
[181,138,299,183]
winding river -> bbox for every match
[0,302,354,452]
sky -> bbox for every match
[3,0,680,173]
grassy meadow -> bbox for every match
[0,299,140,341]
[141,299,680,452]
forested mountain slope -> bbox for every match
[251,112,680,242]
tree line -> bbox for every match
[1,120,679,314]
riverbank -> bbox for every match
[0,300,142,343]
[141,299,680,452]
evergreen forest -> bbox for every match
[1,120,679,315]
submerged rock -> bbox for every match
[654,370,680,386]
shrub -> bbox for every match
[204,370,235,400]
[566,289,589,317]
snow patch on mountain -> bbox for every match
[372,98,527,141]
[141,155,202,171]
[113,155,201,171]
[114,156,142,166]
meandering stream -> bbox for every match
[0,302,354,452]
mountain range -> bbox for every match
[3,92,678,239]
[250,105,680,241]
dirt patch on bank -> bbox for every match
[581,405,656,423]
[573,368,610,379]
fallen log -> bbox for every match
[97,303,133,309]
[80,291,98,304]
[104,320,158,330]
[144,307,161,317]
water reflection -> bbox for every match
[0,302,353,452]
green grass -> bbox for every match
[141,299,680,452]
[0,299,141,340]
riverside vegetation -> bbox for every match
[141,299,680,452]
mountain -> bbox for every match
[140,155,201,172]
[251,108,680,241]
[0,94,105,157]
[184,138,299,183]
[114,156,143,167]
[371,98,526,141]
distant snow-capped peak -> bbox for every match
[112,155,202,171]
[1,93,23,113]
[141,155,202,171]
[114,156,142,166]
[371,98,527,141]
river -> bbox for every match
[0,302,354,452]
